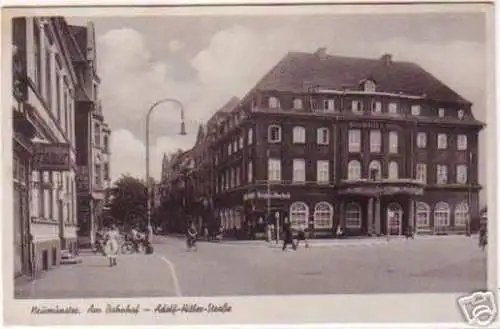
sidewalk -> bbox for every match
[15,253,177,299]
[217,234,472,248]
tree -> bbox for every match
[108,174,148,228]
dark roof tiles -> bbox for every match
[254,51,470,105]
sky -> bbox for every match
[66,11,488,202]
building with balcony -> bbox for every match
[170,48,484,238]
[70,22,111,248]
[12,17,82,277]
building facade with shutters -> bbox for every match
[167,49,484,238]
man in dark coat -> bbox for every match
[282,218,296,251]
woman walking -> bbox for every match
[104,224,120,267]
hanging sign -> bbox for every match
[33,143,71,171]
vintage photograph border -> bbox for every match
[1,2,497,326]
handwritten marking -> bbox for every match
[159,256,182,297]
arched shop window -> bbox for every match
[454,202,469,227]
[313,202,333,229]
[416,202,430,231]
[434,202,450,231]
[289,202,309,230]
[345,203,362,228]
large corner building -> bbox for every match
[162,49,484,238]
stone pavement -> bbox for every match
[14,235,487,298]
[155,235,487,296]
[15,253,178,299]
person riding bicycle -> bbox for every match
[130,226,145,252]
[186,222,198,249]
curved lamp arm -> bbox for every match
[145,98,187,239]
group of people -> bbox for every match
[279,218,309,251]
[96,223,152,267]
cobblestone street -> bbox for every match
[15,235,487,299]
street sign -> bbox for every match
[33,143,71,171]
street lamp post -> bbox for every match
[145,99,186,244]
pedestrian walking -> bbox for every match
[266,222,272,243]
[186,222,198,251]
[295,224,309,249]
[203,224,209,241]
[479,224,487,251]
[282,218,296,251]
[104,224,120,267]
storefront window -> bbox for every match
[454,202,469,227]
[313,202,333,229]
[416,202,430,230]
[434,202,450,229]
[290,202,309,230]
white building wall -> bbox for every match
[26,18,80,249]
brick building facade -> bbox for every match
[162,49,484,238]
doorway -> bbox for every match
[386,202,403,236]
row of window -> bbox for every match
[268,125,468,152]
[216,162,253,193]
[265,158,470,184]
[218,200,469,231]
[215,128,254,164]
[30,170,77,224]
[346,160,469,184]
[343,201,469,229]
[32,19,76,147]
[265,96,465,119]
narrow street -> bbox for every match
[16,235,487,299]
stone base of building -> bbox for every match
[32,239,61,276]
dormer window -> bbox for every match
[364,80,376,92]
[438,108,445,118]
[411,105,421,116]
[458,109,464,120]
[268,96,280,109]
[293,98,303,110]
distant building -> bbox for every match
[163,49,485,238]
[160,150,195,232]
[70,22,111,247]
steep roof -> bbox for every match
[252,51,470,105]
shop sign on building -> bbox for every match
[244,191,291,201]
[33,143,71,171]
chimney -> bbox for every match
[380,53,393,65]
[314,47,328,60]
